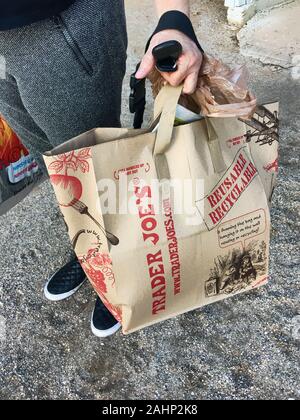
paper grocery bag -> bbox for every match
[44,85,279,334]
[0,116,43,215]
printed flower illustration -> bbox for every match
[79,249,122,323]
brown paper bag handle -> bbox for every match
[151,85,226,176]
[152,84,184,157]
[204,118,227,173]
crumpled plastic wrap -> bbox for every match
[148,54,257,120]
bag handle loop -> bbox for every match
[151,84,226,176]
[204,118,227,173]
[152,84,183,157]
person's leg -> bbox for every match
[0,74,52,162]
[0,0,127,151]
[0,0,127,337]
[0,76,87,302]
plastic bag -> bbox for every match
[148,54,257,120]
[0,116,42,215]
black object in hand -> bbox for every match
[152,40,183,73]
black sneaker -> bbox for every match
[91,297,121,338]
[44,259,86,301]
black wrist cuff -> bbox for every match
[146,10,204,53]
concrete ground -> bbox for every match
[238,0,300,68]
[0,0,299,400]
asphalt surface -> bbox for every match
[0,0,299,400]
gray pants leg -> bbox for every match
[0,0,127,159]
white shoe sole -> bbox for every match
[44,277,86,302]
[91,317,121,338]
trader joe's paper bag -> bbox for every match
[44,85,279,334]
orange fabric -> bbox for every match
[0,117,28,168]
